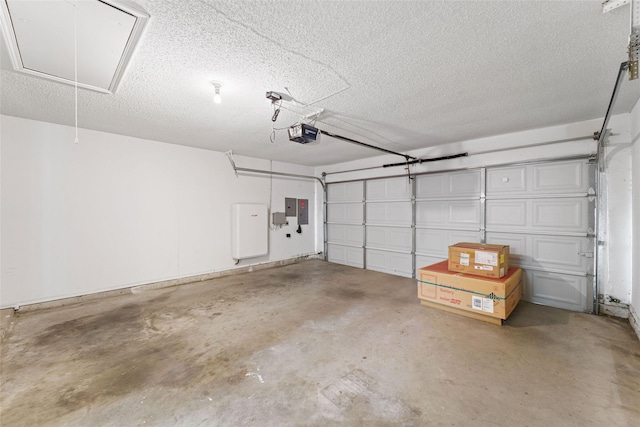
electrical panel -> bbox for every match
[298,199,309,225]
[285,198,297,217]
[272,212,288,226]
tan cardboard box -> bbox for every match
[448,242,510,279]
[418,261,521,324]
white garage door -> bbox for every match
[365,177,413,277]
[415,169,482,270]
[484,159,596,312]
[325,158,596,312]
[326,182,364,268]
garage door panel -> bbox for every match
[487,166,526,194]
[327,224,363,246]
[416,255,447,274]
[366,249,412,277]
[486,198,590,233]
[416,202,445,225]
[533,162,588,193]
[520,268,533,302]
[416,200,481,228]
[486,200,527,227]
[449,201,481,225]
[487,160,590,197]
[415,229,447,256]
[328,203,362,224]
[527,270,589,312]
[328,244,363,268]
[367,177,412,200]
[366,202,412,226]
[449,171,481,196]
[366,226,412,252]
[487,232,591,273]
[327,182,363,202]
[486,233,527,266]
[532,236,590,271]
[416,170,480,198]
[416,174,445,199]
[416,229,481,257]
[448,230,482,246]
[532,199,589,232]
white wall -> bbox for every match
[317,114,634,310]
[631,97,640,335]
[0,115,320,308]
[601,113,633,312]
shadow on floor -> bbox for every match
[505,301,571,327]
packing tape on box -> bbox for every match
[417,279,521,301]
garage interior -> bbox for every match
[1,1,640,426]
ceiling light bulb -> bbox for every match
[211,81,223,104]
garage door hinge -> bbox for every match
[630,32,640,80]
[578,252,594,258]
[602,0,629,13]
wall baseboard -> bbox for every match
[0,308,15,341]
[14,254,323,314]
[630,304,640,342]
[598,302,630,319]
[597,294,630,319]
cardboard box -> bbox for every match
[448,242,510,279]
[418,261,522,323]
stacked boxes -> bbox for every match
[418,243,521,325]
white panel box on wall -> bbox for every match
[231,204,268,261]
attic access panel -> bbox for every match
[0,0,149,94]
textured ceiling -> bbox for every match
[1,0,639,166]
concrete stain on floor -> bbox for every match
[1,260,640,426]
[320,369,421,424]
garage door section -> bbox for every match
[485,159,596,312]
[365,177,413,277]
[415,170,482,273]
[326,182,364,268]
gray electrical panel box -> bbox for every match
[298,199,309,225]
[285,198,297,217]
[272,212,287,226]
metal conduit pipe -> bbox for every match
[234,167,326,190]
[225,151,325,189]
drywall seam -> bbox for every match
[12,253,322,313]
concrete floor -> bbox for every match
[1,260,639,426]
